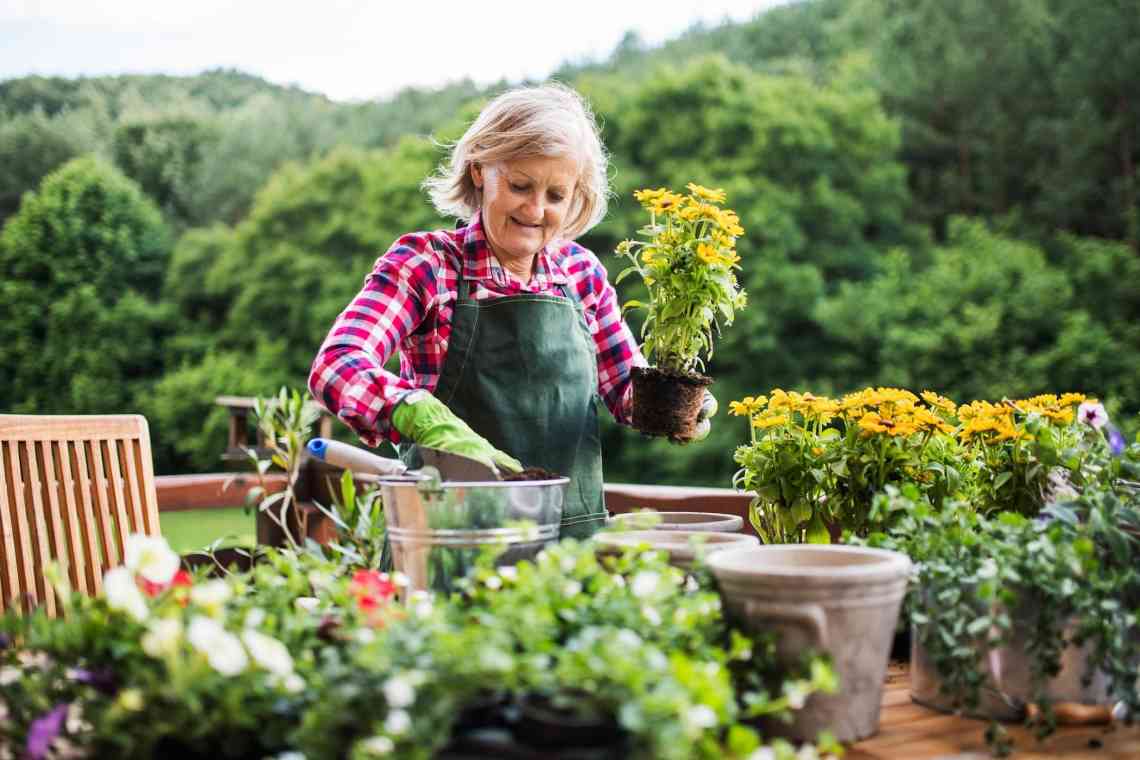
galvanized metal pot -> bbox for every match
[380,473,568,593]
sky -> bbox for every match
[0,0,789,102]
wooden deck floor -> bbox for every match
[848,665,1140,759]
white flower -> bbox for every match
[0,667,21,686]
[245,608,266,628]
[646,649,668,670]
[563,580,582,597]
[383,675,416,708]
[1078,401,1108,430]
[141,617,183,658]
[392,572,410,588]
[641,605,662,626]
[615,629,642,649]
[355,628,377,645]
[270,753,307,760]
[747,749,776,760]
[785,680,811,710]
[685,704,718,733]
[384,709,411,736]
[308,571,334,592]
[242,629,294,677]
[497,566,518,581]
[484,575,502,590]
[189,579,232,614]
[684,576,699,593]
[612,574,626,588]
[66,703,91,734]
[123,534,180,586]
[359,736,395,755]
[560,555,576,573]
[796,745,821,760]
[281,673,306,694]
[631,571,659,598]
[977,558,998,580]
[103,566,148,622]
[294,597,320,613]
[187,616,247,676]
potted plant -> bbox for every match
[859,417,1140,755]
[614,183,747,441]
[730,387,963,543]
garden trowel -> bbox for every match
[306,438,501,481]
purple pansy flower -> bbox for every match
[26,702,69,760]
[1107,426,1126,457]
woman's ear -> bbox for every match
[470,162,484,189]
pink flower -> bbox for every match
[1077,401,1108,430]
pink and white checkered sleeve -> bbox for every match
[308,238,438,446]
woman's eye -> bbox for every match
[548,193,565,203]
[510,183,529,193]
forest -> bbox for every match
[2,0,1138,486]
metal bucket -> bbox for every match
[380,473,568,593]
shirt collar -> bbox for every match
[459,211,568,287]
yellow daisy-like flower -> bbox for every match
[920,390,957,414]
[717,210,745,237]
[729,395,767,417]
[1059,392,1087,406]
[650,192,684,215]
[686,182,727,204]
[633,187,668,204]
[641,248,660,265]
[752,413,789,430]
[696,243,720,265]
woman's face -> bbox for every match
[472,155,578,265]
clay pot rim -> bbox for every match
[610,511,744,532]
[707,544,911,582]
[596,529,759,552]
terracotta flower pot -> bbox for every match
[595,529,758,568]
[630,366,711,442]
[708,545,911,743]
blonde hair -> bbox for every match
[423,82,610,240]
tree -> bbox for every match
[0,157,173,415]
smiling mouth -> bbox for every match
[510,217,542,229]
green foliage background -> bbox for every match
[2,0,1138,485]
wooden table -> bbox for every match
[849,664,1140,759]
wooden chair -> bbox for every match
[0,415,161,616]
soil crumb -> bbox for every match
[502,467,562,481]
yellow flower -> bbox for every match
[717,210,745,236]
[752,413,789,429]
[1059,392,1086,406]
[650,192,684,215]
[729,395,768,416]
[641,248,660,265]
[686,182,727,204]
[696,243,720,265]
[920,390,957,414]
[633,187,668,204]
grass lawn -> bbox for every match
[161,507,256,554]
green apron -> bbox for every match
[404,254,607,540]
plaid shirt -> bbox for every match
[309,212,644,446]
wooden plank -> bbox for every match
[56,441,91,595]
[0,415,145,442]
[69,441,103,594]
[37,440,70,604]
[0,441,20,612]
[132,418,161,536]
[120,438,147,535]
[84,440,118,569]
[104,439,133,546]
[21,441,55,616]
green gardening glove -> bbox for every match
[391,390,523,474]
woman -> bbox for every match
[309,83,715,539]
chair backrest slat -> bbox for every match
[0,415,162,616]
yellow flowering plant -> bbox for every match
[614,183,747,375]
[730,388,966,543]
[956,393,1102,516]
[731,389,1109,543]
